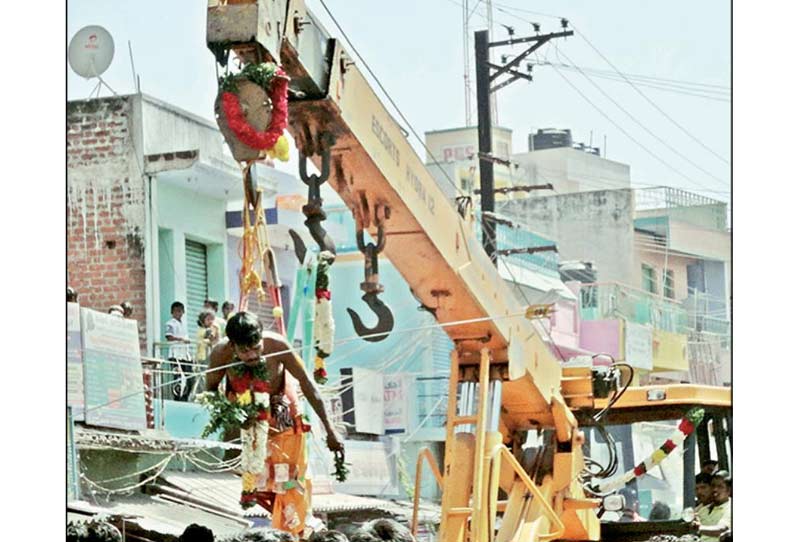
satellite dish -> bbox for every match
[68,25,115,79]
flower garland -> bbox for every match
[313,251,335,384]
[594,407,705,494]
[197,361,271,509]
[219,62,290,161]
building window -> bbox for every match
[642,264,657,294]
[663,269,675,299]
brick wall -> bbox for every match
[67,96,148,349]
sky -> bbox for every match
[67,0,731,204]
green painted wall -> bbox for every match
[155,181,228,344]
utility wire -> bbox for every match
[317,0,466,199]
[536,62,729,92]
[539,62,730,102]
[544,53,724,194]
[471,1,731,166]
[567,21,730,166]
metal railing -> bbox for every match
[578,282,689,333]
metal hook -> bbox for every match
[346,292,395,343]
[295,132,337,259]
[348,214,393,341]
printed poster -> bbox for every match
[81,308,147,430]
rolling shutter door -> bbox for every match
[185,240,208,340]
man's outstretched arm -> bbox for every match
[279,343,344,452]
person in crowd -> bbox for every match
[121,301,134,318]
[66,518,122,542]
[179,523,215,542]
[694,471,713,516]
[218,527,296,542]
[700,459,719,475]
[67,287,78,303]
[696,470,731,542]
[648,501,671,521]
[309,531,349,542]
[196,309,221,364]
[222,300,236,320]
[165,301,192,400]
[350,519,416,542]
[206,311,344,536]
[108,305,124,318]
[205,298,227,335]
[617,486,645,522]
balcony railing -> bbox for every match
[579,282,689,333]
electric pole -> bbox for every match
[475,24,573,264]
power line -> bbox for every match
[538,61,729,93]
[474,2,731,166]
[441,0,731,198]
[553,46,727,187]
[567,21,730,166]
[538,62,730,102]
[317,0,466,200]
[544,55,725,194]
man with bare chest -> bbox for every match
[206,311,343,535]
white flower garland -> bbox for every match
[240,392,270,475]
[315,297,334,356]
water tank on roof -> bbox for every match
[528,128,572,151]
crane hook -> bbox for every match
[347,292,394,342]
[295,132,337,261]
[347,216,394,342]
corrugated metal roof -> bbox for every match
[160,473,442,524]
[312,494,441,524]
[160,471,269,518]
[311,493,397,513]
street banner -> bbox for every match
[341,367,385,435]
[383,373,411,434]
[81,308,147,430]
[67,302,85,420]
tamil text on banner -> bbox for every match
[383,373,412,434]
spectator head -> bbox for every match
[350,519,416,542]
[178,523,214,542]
[701,459,719,475]
[221,527,296,542]
[648,501,671,521]
[67,287,78,303]
[121,301,134,318]
[198,310,216,328]
[222,300,235,319]
[66,518,122,542]
[171,301,185,319]
[695,472,713,505]
[226,311,264,364]
[618,486,639,512]
[108,305,124,318]
[204,298,219,312]
[711,470,731,504]
[309,531,349,542]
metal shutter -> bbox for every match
[185,239,208,340]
